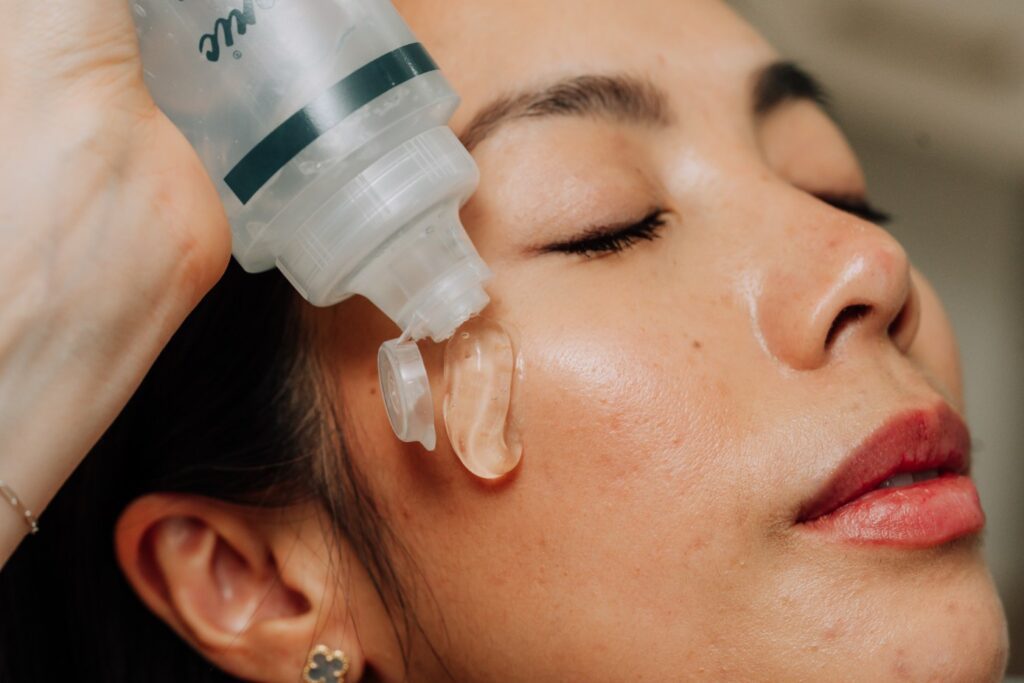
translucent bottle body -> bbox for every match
[132,0,491,341]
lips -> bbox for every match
[797,403,985,547]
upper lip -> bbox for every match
[797,402,972,523]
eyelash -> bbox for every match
[545,210,669,258]
[546,195,891,259]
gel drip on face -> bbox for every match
[442,317,524,479]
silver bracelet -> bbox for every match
[0,480,39,535]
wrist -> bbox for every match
[0,480,40,536]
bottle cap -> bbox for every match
[378,338,436,451]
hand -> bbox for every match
[0,1,232,563]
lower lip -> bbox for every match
[800,475,984,547]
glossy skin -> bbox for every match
[115,1,1009,681]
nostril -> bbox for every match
[888,302,907,339]
[825,304,871,349]
[886,283,920,352]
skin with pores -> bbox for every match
[114,0,1009,681]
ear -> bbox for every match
[114,493,370,682]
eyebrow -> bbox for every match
[459,74,672,150]
[458,60,831,150]
[752,61,831,116]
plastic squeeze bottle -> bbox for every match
[133,0,492,450]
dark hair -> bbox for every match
[0,261,416,681]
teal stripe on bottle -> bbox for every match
[225,42,439,205]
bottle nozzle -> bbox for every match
[355,199,493,343]
[372,218,492,450]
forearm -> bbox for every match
[0,315,173,566]
[0,1,231,570]
[0,123,204,568]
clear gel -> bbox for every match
[442,317,524,479]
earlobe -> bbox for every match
[114,493,367,682]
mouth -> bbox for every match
[796,402,984,548]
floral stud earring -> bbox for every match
[303,644,350,683]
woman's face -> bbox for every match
[314,0,1008,679]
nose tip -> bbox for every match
[757,223,919,370]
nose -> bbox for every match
[753,196,921,370]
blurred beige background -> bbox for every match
[728,0,1024,674]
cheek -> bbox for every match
[508,290,749,540]
[481,251,774,550]
[490,307,787,638]
[521,329,712,486]
[489,246,753,479]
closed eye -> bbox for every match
[541,209,669,259]
[539,194,887,260]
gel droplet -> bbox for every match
[443,317,523,479]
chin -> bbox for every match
[893,576,1008,683]
[849,561,1007,682]
[759,538,1009,682]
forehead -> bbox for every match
[394,0,779,132]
